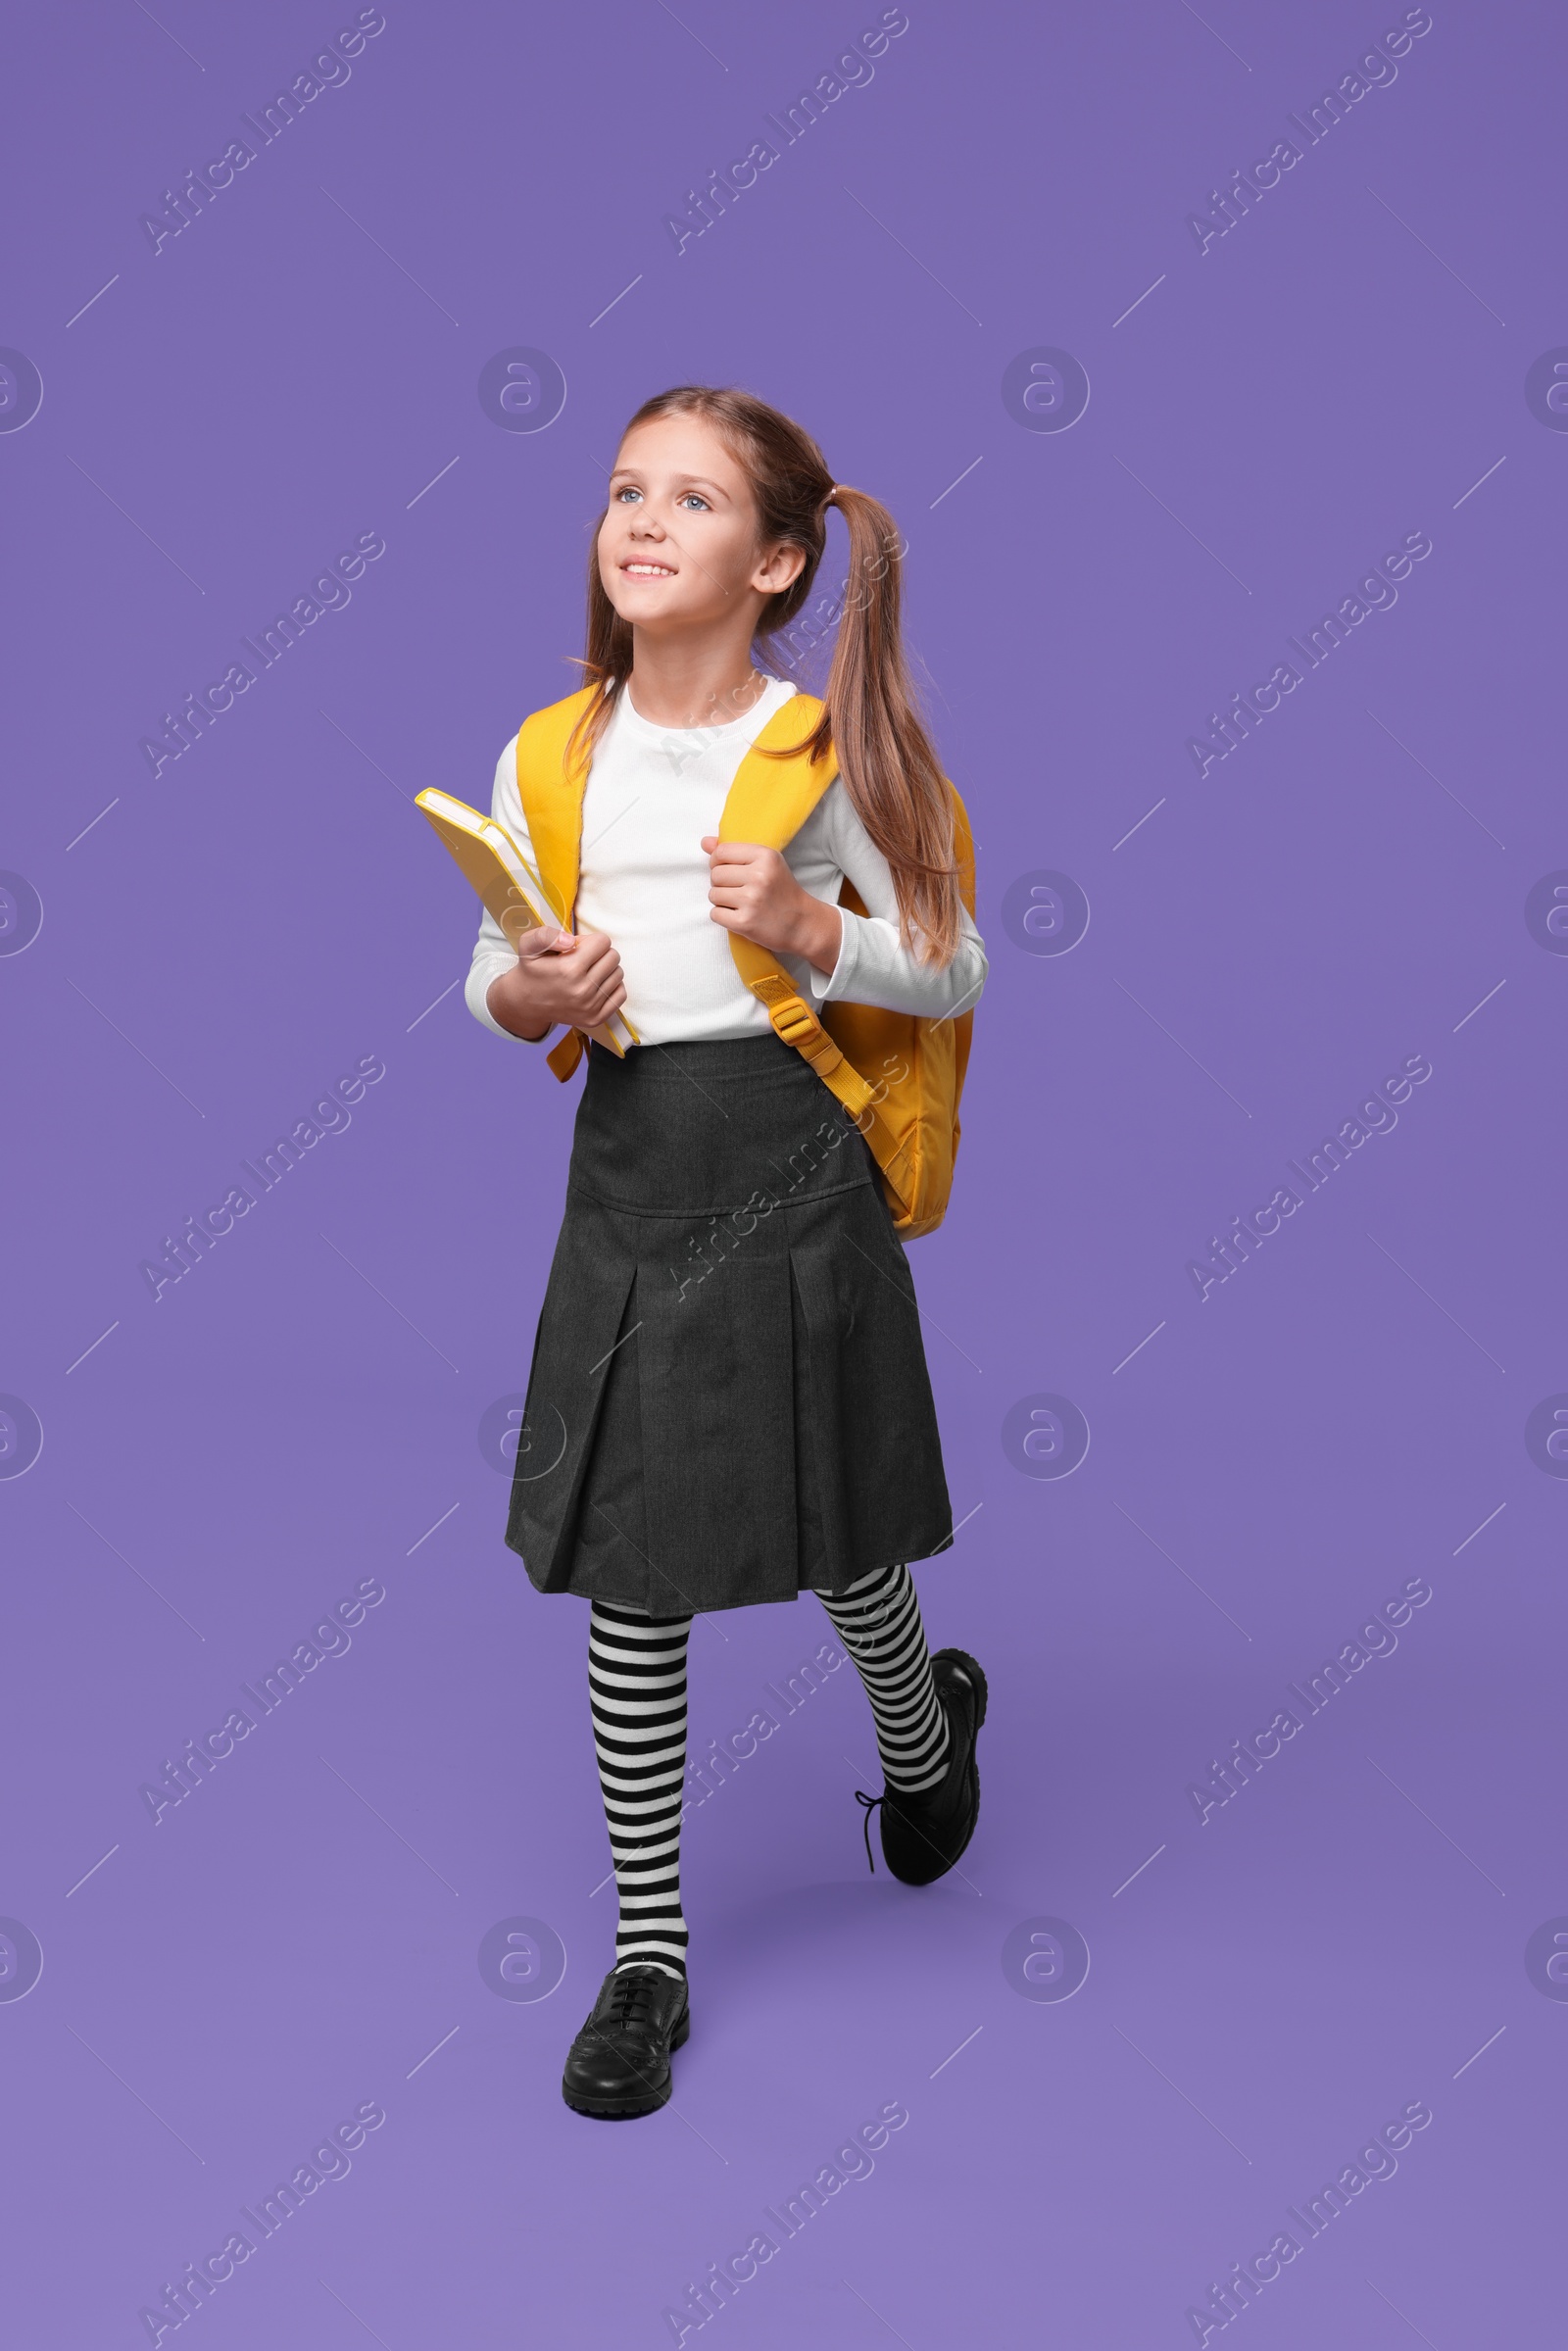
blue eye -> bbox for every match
[612,485,710,511]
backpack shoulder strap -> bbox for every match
[721,704,975,1212]
[718,693,883,1131]
[514,684,598,1081]
[717,690,838,848]
[514,685,599,927]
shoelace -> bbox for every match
[857,1747,964,1876]
[604,1969,667,2033]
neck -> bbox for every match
[623,624,769,729]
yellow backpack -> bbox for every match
[515,685,975,1241]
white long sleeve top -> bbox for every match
[464,674,987,1048]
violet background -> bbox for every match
[2,2,1563,2343]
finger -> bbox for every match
[512,924,563,960]
[571,928,618,973]
[579,928,619,969]
[577,963,625,1006]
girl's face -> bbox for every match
[598,415,804,639]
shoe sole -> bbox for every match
[562,2008,690,2120]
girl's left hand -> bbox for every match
[702,838,843,976]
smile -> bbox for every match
[622,562,675,578]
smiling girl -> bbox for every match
[465,385,989,2119]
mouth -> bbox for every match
[621,561,676,579]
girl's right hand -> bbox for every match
[485,925,626,1042]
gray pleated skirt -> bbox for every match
[504,1032,955,1614]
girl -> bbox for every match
[464,385,988,2120]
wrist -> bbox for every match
[793,895,843,979]
[487,969,554,1043]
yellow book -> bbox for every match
[416,788,638,1057]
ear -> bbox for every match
[751,539,807,597]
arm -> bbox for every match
[464,739,626,1044]
[807,781,988,1022]
[703,785,987,1021]
[701,835,844,975]
[464,739,542,1041]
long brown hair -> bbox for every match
[566,384,962,965]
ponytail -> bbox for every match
[794,480,960,965]
[568,385,964,967]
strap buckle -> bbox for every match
[766,994,822,1050]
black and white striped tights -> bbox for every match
[587,1561,951,1983]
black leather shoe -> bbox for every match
[561,1965,690,2120]
[856,1648,988,1886]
